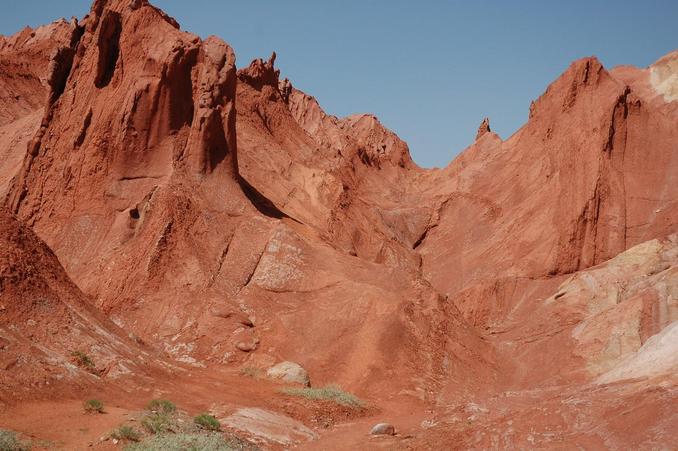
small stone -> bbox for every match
[234,329,259,352]
[370,422,396,436]
[266,361,310,386]
[236,341,258,352]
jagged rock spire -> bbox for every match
[476,117,491,140]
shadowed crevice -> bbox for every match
[236,175,296,221]
[94,10,122,88]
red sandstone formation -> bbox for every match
[0,0,676,448]
[475,117,491,140]
[0,209,157,401]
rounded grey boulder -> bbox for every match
[370,422,396,436]
[266,361,310,386]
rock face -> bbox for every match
[416,56,678,300]
[0,19,77,198]
[0,1,677,449]
[0,209,152,396]
[650,50,678,101]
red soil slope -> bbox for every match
[0,209,159,404]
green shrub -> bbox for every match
[141,413,175,434]
[0,429,30,451]
[146,399,176,415]
[83,399,104,414]
[281,384,363,408]
[71,351,95,370]
[124,433,246,451]
[141,399,177,434]
[111,425,141,442]
[194,413,220,431]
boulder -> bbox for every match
[370,422,396,436]
[234,329,259,352]
[266,361,310,386]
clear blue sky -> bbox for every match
[2,1,677,167]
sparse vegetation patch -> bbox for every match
[141,413,176,434]
[281,384,364,408]
[0,429,30,451]
[71,351,95,371]
[194,413,221,431]
[142,398,178,434]
[111,425,141,443]
[83,399,104,413]
[146,399,176,415]
[124,432,249,451]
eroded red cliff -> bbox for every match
[0,1,676,448]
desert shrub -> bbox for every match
[124,433,247,451]
[111,425,141,442]
[142,399,177,434]
[0,429,30,451]
[194,413,220,431]
[83,399,104,413]
[281,384,363,408]
[141,413,175,434]
[145,399,176,415]
[71,351,95,370]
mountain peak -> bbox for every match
[475,117,491,140]
[650,49,678,102]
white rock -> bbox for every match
[222,407,317,445]
[597,321,678,383]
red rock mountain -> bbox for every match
[0,0,676,448]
